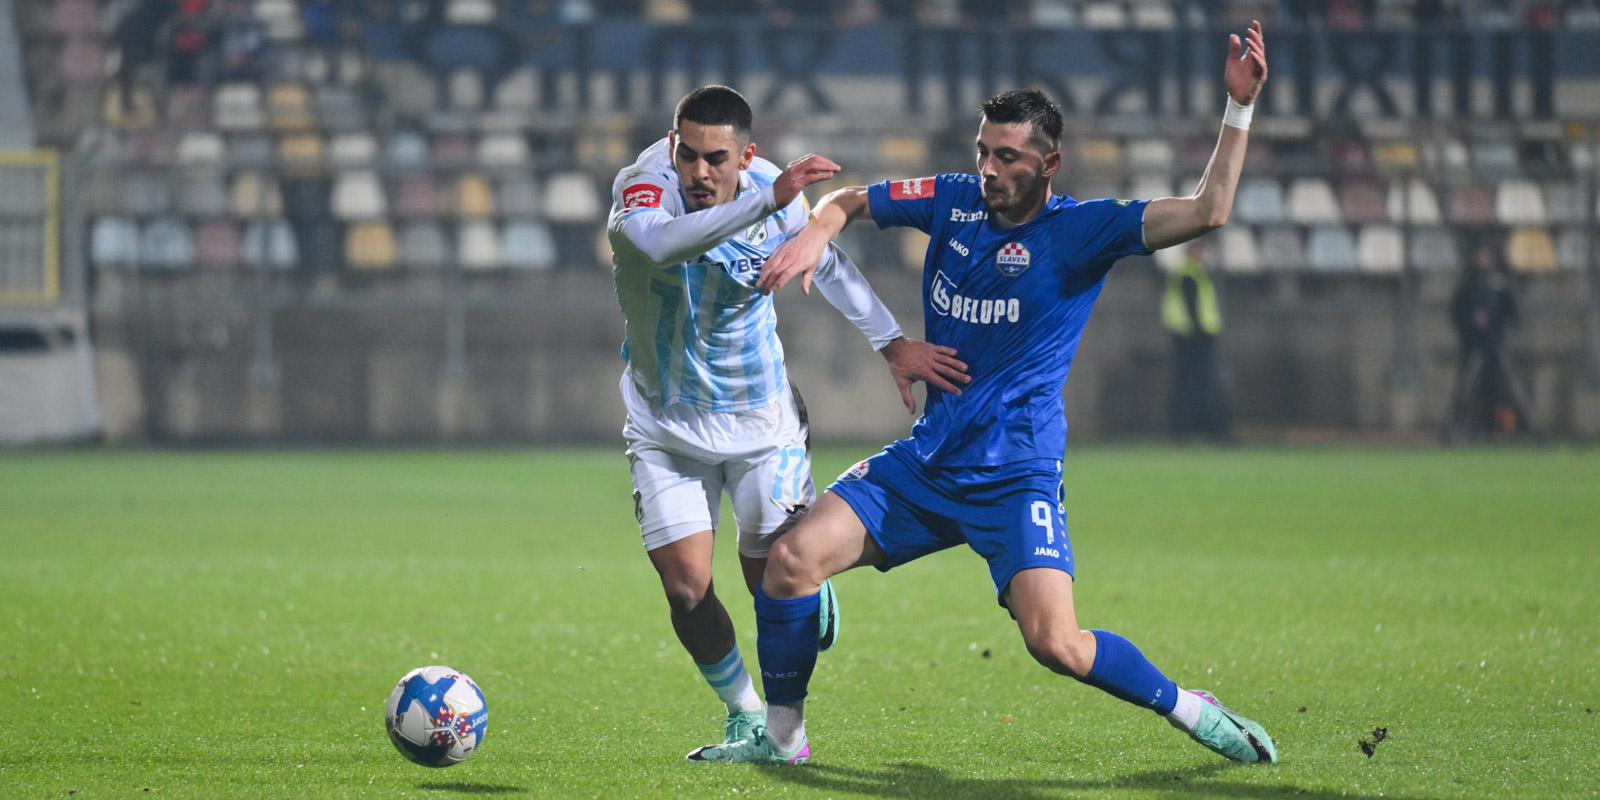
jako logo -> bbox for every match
[1034,547,1061,558]
[762,671,801,679]
[947,238,970,257]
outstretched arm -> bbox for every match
[611,154,841,267]
[757,186,872,295]
[812,242,970,413]
[1143,21,1268,251]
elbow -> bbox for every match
[1201,203,1230,230]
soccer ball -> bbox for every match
[384,666,488,767]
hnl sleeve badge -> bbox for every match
[997,242,1032,276]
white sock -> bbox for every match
[1166,688,1202,733]
[695,645,764,714]
[765,701,806,752]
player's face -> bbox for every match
[669,121,756,212]
[975,119,1060,221]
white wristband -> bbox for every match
[1222,96,1253,130]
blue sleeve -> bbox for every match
[1067,198,1152,268]
[867,174,960,234]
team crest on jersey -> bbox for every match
[622,183,662,210]
[744,220,769,246]
[997,242,1031,276]
[890,177,934,200]
[837,460,871,482]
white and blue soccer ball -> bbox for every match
[384,666,488,767]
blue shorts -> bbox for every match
[827,442,1072,607]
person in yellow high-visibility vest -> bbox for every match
[1162,242,1230,440]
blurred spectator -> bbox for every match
[113,0,170,110]
[214,0,266,82]
[1162,242,1230,442]
[168,0,210,86]
[1446,243,1535,441]
[304,0,360,81]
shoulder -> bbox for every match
[613,138,680,216]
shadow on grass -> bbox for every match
[762,761,1424,800]
[416,783,526,794]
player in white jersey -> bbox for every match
[607,86,970,751]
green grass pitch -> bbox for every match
[2,445,1597,799]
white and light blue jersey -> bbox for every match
[608,138,811,413]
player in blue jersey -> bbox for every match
[687,24,1275,766]
[608,86,970,754]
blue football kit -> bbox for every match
[828,173,1151,602]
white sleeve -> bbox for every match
[812,243,903,351]
[610,184,779,268]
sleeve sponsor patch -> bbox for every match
[622,183,663,210]
[889,177,936,200]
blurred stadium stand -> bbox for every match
[4,0,1600,442]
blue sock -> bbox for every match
[753,585,820,706]
[1078,629,1179,715]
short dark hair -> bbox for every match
[674,85,753,138]
[981,89,1063,153]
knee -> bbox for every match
[1023,628,1096,679]
[762,537,819,598]
[660,574,714,616]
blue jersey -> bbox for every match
[867,174,1150,466]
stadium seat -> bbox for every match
[495,176,542,218]
[1439,137,1471,172]
[314,85,366,131]
[1356,225,1405,273]
[1555,229,1591,272]
[492,68,539,113]
[447,0,497,23]
[447,67,486,110]
[1286,178,1342,224]
[1372,140,1420,175]
[90,216,140,267]
[1446,183,1495,225]
[1507,228,1558,273]
[457,221,501,270]
[83,172,122,215]
[229,172,283,219]
[345,221,399,271]
[164,86,212,132]
[121,171,172,215]
[542,172,602,223]
[1075,137,1122,172]
[194,221,242,268]
[254,0,304,40]
[243,220,299,269]
[177,173,229,218]
[1130,0,1177,28]
[1307,225,1359,272]
[328,133,379,167]
[1234,179,1287,224]
[59,37,105,82]
[398,222,451,269]
[103,84,158,130]
[878,135,928,168]
[140,218,197,269]
[373,62,439,119]
[1494,178,1547,226]
[331,171,388,220]
[175,132,225,166]
[1337,178,1387,223]
[1215,226,1260,274]
[502,220,557,270]
[266,84,314,131]
[1080,1,1128,27]
[1409,228,1460,271]
[1385,178,1442,224]
[1471,140,1520,177]
[430,133,475,168]
[1125,138,1174,173]
[384,131,430,170]
[1257,227,1306,271]
[1126,176,1171,203]
[1543,182,1586,223]
[388,175,439,219]
[478,133,530,168]
[52,0,99,35]
[227,133,275,167]
[212,83,265,131]
[453,173,496,218]
[278,133,325,168]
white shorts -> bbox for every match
[621,371,815,558]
